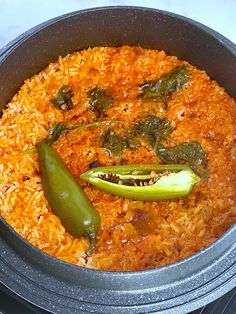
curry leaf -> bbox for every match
[133,115,172,146]
[100,129,129,155]
[154,141,207,177]
[88,88,114,119]
[42,120,132,147]
[50,85,74,111]
[139,65,191,107]
[44,123,68,145]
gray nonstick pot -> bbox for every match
[0,7,235,314]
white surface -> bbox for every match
[0,0,236,49]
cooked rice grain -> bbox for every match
[0,46,236,271]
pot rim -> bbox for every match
[0,6,236,313]
[0,5,235,276]
[1,5,236,60]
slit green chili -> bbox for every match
[80,164,201,201]
[37,143,100,252]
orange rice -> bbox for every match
[0,46,236,271]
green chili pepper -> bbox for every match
[80,164,200,201]
[37,143,100,252]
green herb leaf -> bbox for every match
[44,123,68,145]
[88,88,114,119]
[139,65,191,107]
[154,141,207,177]
[133,115,172,146]
[51,85,74,111]
[100,129,129,155]
[42,120,133,147]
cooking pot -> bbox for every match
[0,7,235,314]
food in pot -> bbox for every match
[0,46,235,271]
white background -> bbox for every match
[0,0,236,49]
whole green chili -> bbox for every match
[37,143,100,252]
[80,164,200,201]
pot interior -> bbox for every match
[0,7,236,110]
[0,7,236,313]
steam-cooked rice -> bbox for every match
[0,46,236,271]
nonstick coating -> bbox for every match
[0,7,236,314]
